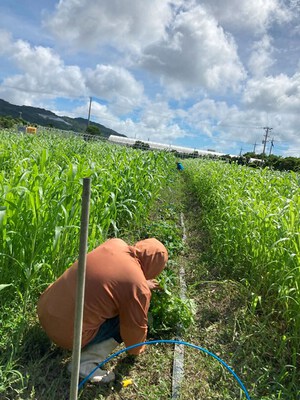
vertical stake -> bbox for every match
[69,178,91,400]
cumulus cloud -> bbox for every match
[248,35,275,77]
[140,5,246,95]
[181,102,263,155]
[66,98,186,143]
[139,100,176,130]
[44,1,247,95]
[0,31,145,112]
[11,43,85,95]
[243,72,300,112]
[184,98,264,145]
[44,0,173,52]
[1,2,300,156]
[121,118,185,143]
[181,82,300,155]
[0,30,13,55]
[85,65,144,114]
[0,34,86,104]
[102,98,186,143]
[199,0,292,34]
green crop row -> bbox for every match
[0,129,187,396]
[0,130,175,307]
[183,158,300,375]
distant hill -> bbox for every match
[0,98,125,138]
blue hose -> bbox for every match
[78,339,251,399]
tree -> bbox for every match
[0,116,15,128]
[86,125,101,136]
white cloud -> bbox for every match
[185,98,264,144]
[66,98,186,143]
[141,5,246,95]
[0,34,86,104]
[183,85,300,155]
[139,100,175,130]
[121,119,185,143]
[1,2,300,157]
[248,35,275,77]
[44,0,173,52]
[199,0,292,34]
[0,30,13,55]
[0,32,145,112]
[69,100,120,126]
[243,72,300,112]
[85,65,144,114]
[103,101,185,143]
[11,42,85,95]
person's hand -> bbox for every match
[146,279,162,291]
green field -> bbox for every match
[0,129,299,399]
[184,159,300,348]
[183,159,300,399]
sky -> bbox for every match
[0,0,300,157]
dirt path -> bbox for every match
[168,178,251,400]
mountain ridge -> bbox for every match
[0,98,125,138]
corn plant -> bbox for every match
[0,129,185,396]
[0,130,174,308]
[183,158,300,377]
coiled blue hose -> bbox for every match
[78,339,251,399]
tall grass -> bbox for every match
[0,130,174,309]
[0,130,197,398]
[183,159,300,379]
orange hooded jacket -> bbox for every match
[37,238,168,355]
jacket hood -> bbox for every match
[134,238,168,279]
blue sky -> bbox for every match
[1,0,300,156]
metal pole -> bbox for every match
[262,127,272,156]
[69,178,91,400]
[269,138,274,156]
[87,97,92,127]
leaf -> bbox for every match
[0,206,6,227]
[0,284,12,291]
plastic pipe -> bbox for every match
[78,339,251,399]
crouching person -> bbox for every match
[37,238,168,383]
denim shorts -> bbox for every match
[85,316,122,348]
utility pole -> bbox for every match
[269,138,274,156]
[87,97,92,127]
[239,147,243,156]
[262,127,272,156]
[252,142,257,153]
